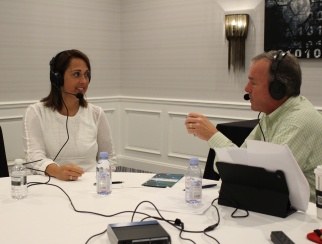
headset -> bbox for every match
[49,51,68,87]
[269,50,287,100]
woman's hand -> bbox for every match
[46,163,85,181]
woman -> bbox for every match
[22,49,116,181]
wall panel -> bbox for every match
[124,108,162,154]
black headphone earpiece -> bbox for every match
[269,51,287,100]
[49,51,65,87]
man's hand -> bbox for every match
[185,112,218,141]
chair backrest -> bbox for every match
[216,119,259,147]
[0,126,9,177]
[203,148,220,180]
[203,119,258,181]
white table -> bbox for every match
[0,172,321,244]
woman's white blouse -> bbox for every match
[22,102,116,174]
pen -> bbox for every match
[183,184,217,191]
[112,181,124,184]
[202,184,217,189]
[93,181,124,186]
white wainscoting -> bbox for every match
[117,97,258,174]
[1,96,259,173]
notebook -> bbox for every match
[142,173,184,188]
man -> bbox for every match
[185,50,322,202]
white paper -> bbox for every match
[214,140,310,212]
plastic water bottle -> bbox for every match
[11,159,28,200]
[185,157,202,204]
[96,152,112,195]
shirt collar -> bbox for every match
[264,96,300,121]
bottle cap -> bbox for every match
[314,165,322,175]
[99,152,108,159]
[15,158,24,164]
[189,157,199,165]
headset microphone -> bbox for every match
[61,89,84,100]
[75,93,84,100]
[60,89,84,100]
[51,82,84,100]
[244,94,250,100]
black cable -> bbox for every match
[178,222,196,244]
[257,112,266,142]
[23,97,70,183]
[25,166,224,244]
[204,231,220,244]
[217,197,249,218]
[133,201,216,233]
[23,159,42,165]
[26,178,226,244]
[53,98,70,161]
[132,201,182,230]
[27,179,163,241]
[132,201,196,243]
[201,197,250,243]
[231,207,249,218]
[28,181,150,218]
[84,229,106,244]
[131,200,222,243]
[204,199,220,232]
[26,168,51,185]
[27,178,227,243]
[22,159,53,183]
[131,200,165,222]
[26,181,166,243]
[202,198,220,244]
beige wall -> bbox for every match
[1,0,321,172]
[0,0,121,102]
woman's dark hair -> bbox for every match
[41,49,91,111]
[252,50,301,97]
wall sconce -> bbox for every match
[225,14,249,72]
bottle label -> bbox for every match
[317,189,322,208]
[96,159,111,194]
[11,176,27,186]
[185,177,202,202]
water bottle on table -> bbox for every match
[185,157,202,204]
[96,152,112,195]
[11,158,28,200]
